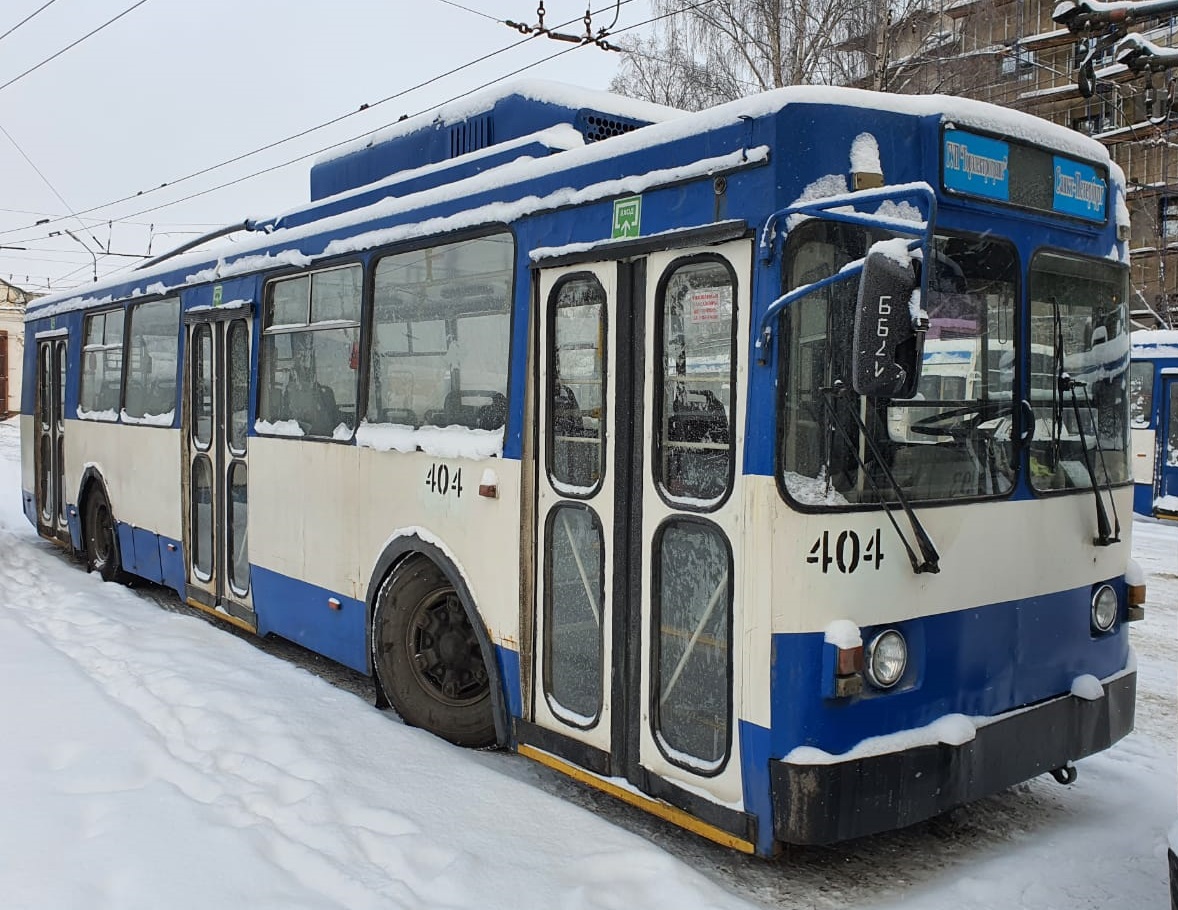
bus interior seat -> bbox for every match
[96,384,120,413]
[667,389,729,444]
[379,407,419,427]
[146,379,176,415]
[426,390,507,430]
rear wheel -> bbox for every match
[83,488,125,583]
[372,555,496,747]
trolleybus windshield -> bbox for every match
[779,222,1019,507]
[1027,250,1131,491]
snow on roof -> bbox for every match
[314,78,687,168]
[28,83,1115,319]
[1132,329,1178,358]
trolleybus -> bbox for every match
[21,80,1143,856]
[1129,330,1178,519]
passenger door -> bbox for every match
[522,240,753,845]
[1158,376,1178,516]
[34,336,69,544]
[183,311,255,627]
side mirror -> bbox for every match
[851,244,925,399]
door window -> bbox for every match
[652,518,732,773]
[548,274,607,494]
[1130,362,1154,428]
[543,504,605,726]
[192,456,214,580]
[192,324,214,449]
[228,321,249,454]
[655,259,736,506]
[1168,383,1178,469]
[228,462,249,595]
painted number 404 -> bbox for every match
[425,463,463,497]
[807,529,883,574]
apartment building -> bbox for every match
[840,0,1178,329]
[0,278,32,418]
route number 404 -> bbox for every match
[807,529,883,574]
[425,463,464,497]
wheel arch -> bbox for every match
[365,531,510,748]
[77,465,123,564]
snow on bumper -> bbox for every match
[770,671,1136,845]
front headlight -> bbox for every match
[865,630,907,689]
[1092,584,1118,633]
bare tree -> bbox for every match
[610,0,947,109]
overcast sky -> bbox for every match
[0,0,650,293]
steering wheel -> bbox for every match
[909,402,1013,438]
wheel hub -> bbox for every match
[411,591,488,706]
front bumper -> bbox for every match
[771,671,1136,845]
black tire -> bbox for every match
[372,555,496,748]
[83,488,125,583]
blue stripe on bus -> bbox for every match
[250,565,369,673]
[1134,483,1153,517]
[738,720,775,856]
[495,645,523,719]
[768,581,1130,759]
[159,535,185,596]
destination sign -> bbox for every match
[941,129,1107,224]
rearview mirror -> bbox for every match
[852,245,925,399]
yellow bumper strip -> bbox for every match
[517,742,755,854]
[186,598,256,634]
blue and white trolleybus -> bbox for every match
[21,80,1143,855]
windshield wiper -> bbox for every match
[818,384,940,574]
[1050,296,1120,546]
[1061,375,1121,545]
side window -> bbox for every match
[79,308,125,419]
[1130,361,1154,429]
[367,233,513,433]
[258,265,362,438]
[655,257,737,506]
[124,297,180,423]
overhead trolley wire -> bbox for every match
[0,0,61,46]
[0,0,641,240]
[8,0,717,286]
[20,0,711,289]
[0,0,153,95]
[429,0,504,23]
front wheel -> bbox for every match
[84,488,125,583]
[372,555,496,748]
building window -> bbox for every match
[1161,197,1178,240]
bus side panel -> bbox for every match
[251,566,368,672]
[20,413,35,526]
[1131,426,1155,516]
[247,436,525,696]
[64,422,182,541]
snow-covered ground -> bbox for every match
[0,416,1172,909]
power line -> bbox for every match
[0,0,152,95]
[0,0,640,241]
[4,0,689,263]
[0,123,102,248]
[429,0,502,23]
[0,0,60,45]
[85,0,691,232]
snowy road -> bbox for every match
[0,417,1172,909]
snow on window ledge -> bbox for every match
[355,421,503,460]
